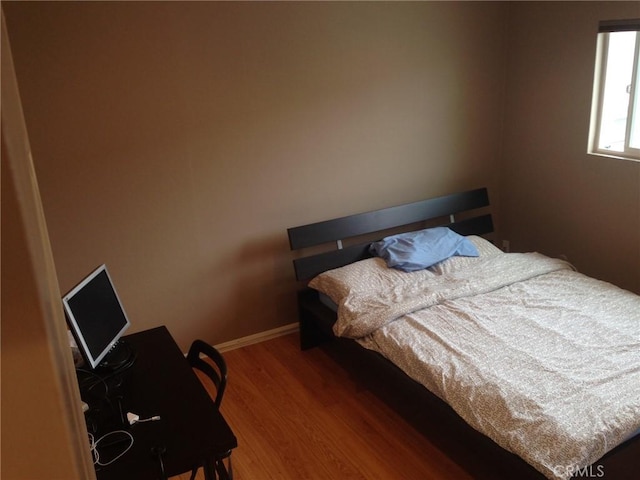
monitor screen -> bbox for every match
[63,265,131,369]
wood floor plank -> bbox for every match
[177,332,473,480]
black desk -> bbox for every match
[82,326,237,480]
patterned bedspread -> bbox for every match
[333,253,640,479]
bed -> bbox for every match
[287,188,640,480]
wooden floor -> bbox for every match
[174,332,472,480]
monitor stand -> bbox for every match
[97,339,136,372]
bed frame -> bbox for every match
[287,188,639,480]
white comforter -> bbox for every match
[333,253,640,479]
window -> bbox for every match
[589,19,640,162]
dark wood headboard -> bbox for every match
[288,188,493,281]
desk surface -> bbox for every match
[86,326,237,480]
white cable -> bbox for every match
[127,411,161,425]
[136,415,161,423]
[89,430,134,467]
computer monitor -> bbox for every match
[63,264,132,370]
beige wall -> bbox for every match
[501,1,640,293]
[4,1,507,350]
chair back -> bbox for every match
[187,340,227,408]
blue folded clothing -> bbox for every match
[370,227,478,272]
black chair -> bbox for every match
[186,340,233,480]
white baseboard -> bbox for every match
[214,322,299,353]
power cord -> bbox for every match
[89,430,134,467]
[151,445,168,480]
[76,368,110,397]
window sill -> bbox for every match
[587,151,640,163]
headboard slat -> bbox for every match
[288,188,489,250]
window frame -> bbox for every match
[588,19,640,162]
